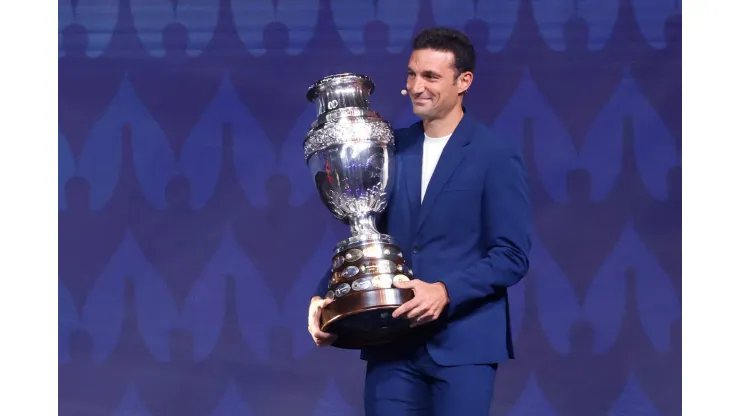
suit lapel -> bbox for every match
[402,122,424,226]
[413,113,475,236]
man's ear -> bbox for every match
[458,71,473,95]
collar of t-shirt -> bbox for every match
[420,133,452,202]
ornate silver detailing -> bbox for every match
[303,113,394,160]
[305,73,397,242]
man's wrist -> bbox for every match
[434,281,450,304]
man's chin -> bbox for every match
[411,106,431,118]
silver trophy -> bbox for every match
[304,73,415,349]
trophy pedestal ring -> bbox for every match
[320,234,416,350]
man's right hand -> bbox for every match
[308,296,338,347]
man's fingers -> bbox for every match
[313,327,338,346]
[392,298,418,318]
[312,298,332,320]
[309,297,332,324]
[405,304,429,320]
[392,297,429,319]
[393,279,418,289]
[308,298,320,321]
[310,321,337,346]
[314,329,333,341]
[314,333,338,346]
[308,298,329,331]
[391,305,405,319]
[409,311,436,327]
[307,296,338,346]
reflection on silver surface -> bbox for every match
[372,274,394,289]
[332,255,344,270]
[335,283,351,297]
[345,248,364,262]
[352,277,373,291]
[341,265,360,279]
[305,73,396,239]
[393,275,409,284]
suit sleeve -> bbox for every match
[437,143,532,317]
[314,268,332,298]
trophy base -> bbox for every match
[321,288,415,349]
[320,234,417,349]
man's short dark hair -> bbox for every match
[412,27,476,76]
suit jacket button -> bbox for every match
[412,247,420,254]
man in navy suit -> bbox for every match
[308,27,532,415]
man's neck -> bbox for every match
[422,105,464,138]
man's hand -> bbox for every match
[308,296,338,346]
[392,279,450,327]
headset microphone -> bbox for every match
[401,89,408,95]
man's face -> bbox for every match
[406,48,470,120]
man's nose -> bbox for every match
[409,80,425,95]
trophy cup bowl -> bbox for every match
[304,73,415,349]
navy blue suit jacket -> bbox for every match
[315,110,532,367]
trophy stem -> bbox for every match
[348,213,380,236]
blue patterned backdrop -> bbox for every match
[58,0,681,414]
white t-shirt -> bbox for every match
[421,133,452,202]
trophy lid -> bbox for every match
[306,73,375,102]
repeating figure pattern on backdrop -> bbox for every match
[58,0,681,415]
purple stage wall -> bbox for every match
[58,0,681,414]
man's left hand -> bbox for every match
[392,279,450,327]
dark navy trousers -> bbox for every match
[363,344,497,415]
